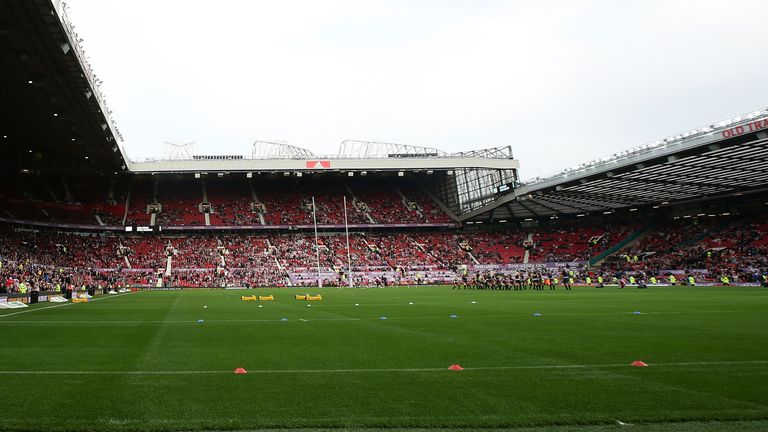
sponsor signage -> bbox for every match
[305,160,331,169]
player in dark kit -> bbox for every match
[532,272,542,291]
[514,272,523,290]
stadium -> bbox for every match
[1,1,767,431]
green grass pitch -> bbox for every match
[1,286,767,432]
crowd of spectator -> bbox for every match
[2,212,768,289]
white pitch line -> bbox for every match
[0,292,133,319]
[0,360,765,375]
[0,309,745,324]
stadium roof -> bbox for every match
[127,141,518,174]
[0,0,128,174]
[461,108,768,223]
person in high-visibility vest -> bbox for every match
[669,275,677,285]
[18,282,27,294]
[687,275,695,286]
[586,276,592,286]
[566,277,574,291]
[55,283,61,293]
[649,276,657,285]
[597,275,604,288]
[552,277,559,289]
[629,275,636,285]
[721,275,730,286]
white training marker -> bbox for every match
[258,305,263,308]
[409,302,414,305]
[203,305,208,309]
[354,303,359,306]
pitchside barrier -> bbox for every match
[0,291,91,306]
[0,288,138,307]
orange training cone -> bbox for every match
[233,367,248,374]
[448,364,464,371]
[630,360,648,367]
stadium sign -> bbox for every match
[721,117,768,139]
[305,160,331,169]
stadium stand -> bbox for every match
[3,203,768,290]
[0,175,459,227]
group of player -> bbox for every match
[453,270,577,291]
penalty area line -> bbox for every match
[0,360,766,375]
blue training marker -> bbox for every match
[533,313,542,317]
[633,311,642,315]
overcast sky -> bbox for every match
[66,0,768,179]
